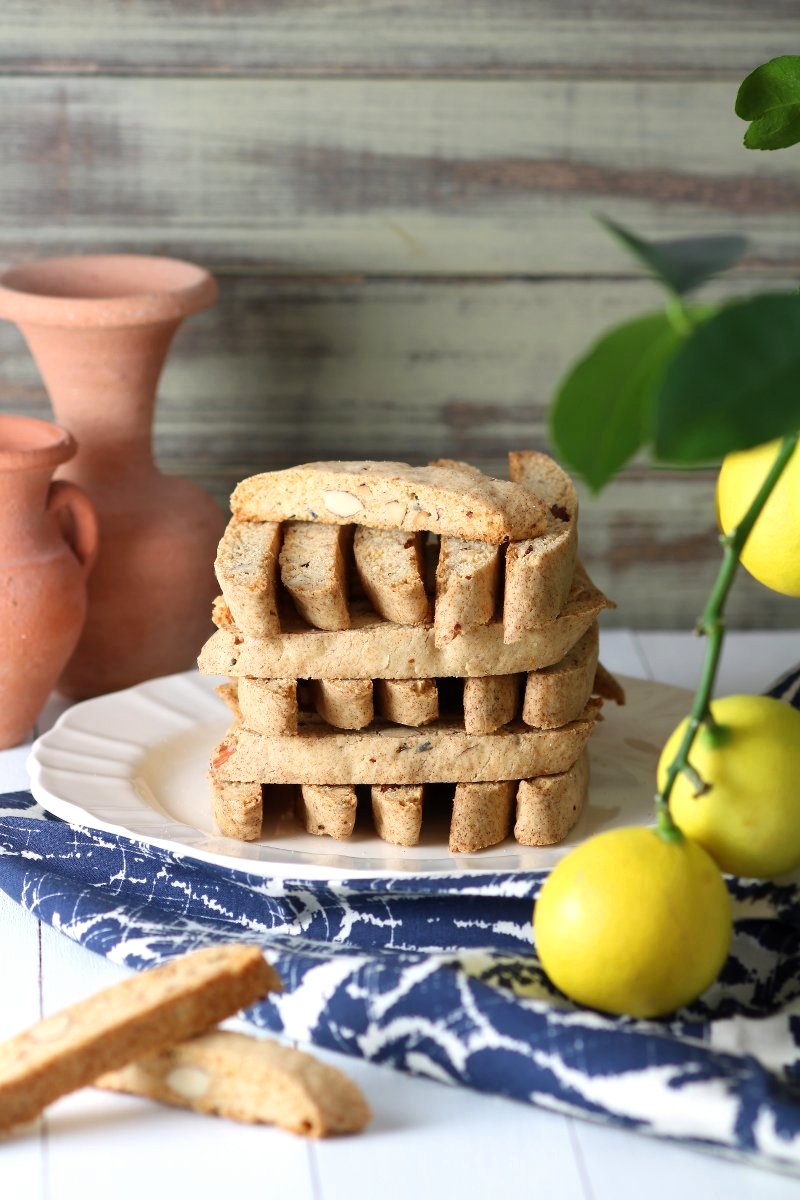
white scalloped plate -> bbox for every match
[27,671,691,881]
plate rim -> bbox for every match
[27,669,692,883]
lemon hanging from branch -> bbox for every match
[717,439,800,597]
[657,696,800,879]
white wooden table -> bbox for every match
[2,630,799,1200]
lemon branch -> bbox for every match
[654,432,799,842]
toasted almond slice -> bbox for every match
[232,460,546,543]
[96,1030,370,1138]
[371,784,425,846]
[434,537,501,646]
[514,752,589,846]
[210,776,263,841]
[353,527,430,625]
[463,674,521,734]
[297,784,358,839]
[310,678,374,730]
[449,781,516,853]
[215,520,282,638]
[504,451,579,642]
[523,624,599,730]
[279,522,351,631]
[374,677,439,726]
[0,947,279,1133]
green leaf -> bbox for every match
[598,216,747,296]
[550,311,683,493]
[654,294,800,462]
[736,56,800,149]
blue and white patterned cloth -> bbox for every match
[0,665,799,1170]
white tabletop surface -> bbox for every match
[2,629,799,1200]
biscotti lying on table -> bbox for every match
[0,945,370,1138]
[199,453,624,854]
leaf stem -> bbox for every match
[665,294,694,337]
[655,432,798,840]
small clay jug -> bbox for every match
[0,415,98,747]
[0,255,226,698]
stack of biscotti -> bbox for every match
[198,453,623,854]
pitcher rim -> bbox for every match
[0,414,76,472]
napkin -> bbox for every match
[0,666,798,1170]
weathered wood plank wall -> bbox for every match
[0,2,797,629]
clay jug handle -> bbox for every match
[47,481,99,577]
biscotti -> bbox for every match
[297,784,358,839]
[200,568,610,680]
[353,526,430,624]
[514,751,589,846]
[217,623,606,738]
[213,455,604,643]
[0,946,279,1132]
[370,784,425,846]
[209,761,592,853]
[201,451,620,857]
[96,1030,371,1137]
[449,780,517,853]
[215,520,282,639]
[210,776,263,840]
[522,624,599,730]
[210,703,599,786]
[231,459,547,544]
[434,537,501,645]
[504,450,579,641]
[279,522,351,631]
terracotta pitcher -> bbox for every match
[0,255,226,698]
[0,415,98,746]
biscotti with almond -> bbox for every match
[96,1030,371,1137]
[0,946,279,1132]
[210,702,599,786]
[200,566,610,681]
[231,460,547,544]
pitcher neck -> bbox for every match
[19,319,179,479]
[0,465,54,556]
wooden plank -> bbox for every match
[1,275,796,630]
[0,1,793,76]
[0,894,44,1199]
[4,274,793,478]
[0,77,797,273]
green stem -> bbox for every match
[655,432,799,842]
[665,294,693,337]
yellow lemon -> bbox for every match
[533,827,731,1018]
[658,695,800,879]
[717,439,800,596]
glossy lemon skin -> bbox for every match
[533,826,732,1019]
[716,439,800,597]
[658,695,800,879]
